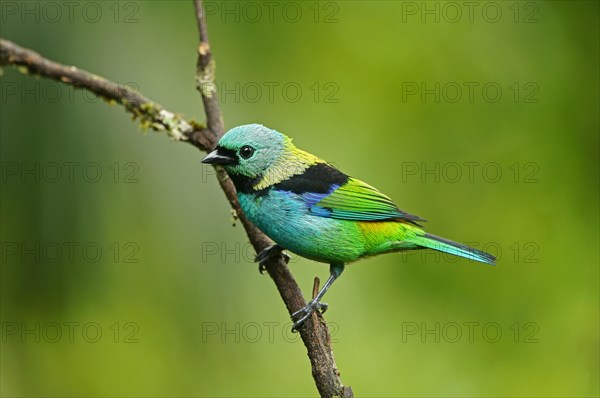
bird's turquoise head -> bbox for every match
[202,124,288,178]
[203,124,322,191]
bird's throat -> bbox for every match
[228,172,263,194]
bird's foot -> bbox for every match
[291,299,328,332]
[255,244,290,274]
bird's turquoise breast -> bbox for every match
[238,190,364,263]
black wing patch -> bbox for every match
[273,162,349,194]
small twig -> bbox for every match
[313,277,321,300]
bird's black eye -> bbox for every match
[239,145,255,159]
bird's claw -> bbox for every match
[255,244,290,274]
[291,299,328,332]
[258,263,267,275]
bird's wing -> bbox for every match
[307,177,425,224]
[274,162,424,224]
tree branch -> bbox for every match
[0,38,209,147]
[0,8,353,394]
[193,0,223,140]
[192,3,352,396]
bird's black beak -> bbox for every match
[202,147,237,165]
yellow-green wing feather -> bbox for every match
[311,178,425,223]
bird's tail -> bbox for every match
[412,233,496,265]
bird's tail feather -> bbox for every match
[413,233,496,265]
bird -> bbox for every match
[202,124,495,330]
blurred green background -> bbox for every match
[1,1,598,397]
